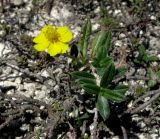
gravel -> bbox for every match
[0,0,159,138]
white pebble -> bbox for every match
[150,15,156,20]
[115,40,123,47]
[119,33,126,39]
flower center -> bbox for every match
[45,27,59,43]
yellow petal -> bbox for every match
[33,33,48,44]
[48,42,69,56]
[41,25,55,33]
[34,43,48,51]
[57,26,73,43]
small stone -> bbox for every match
[94,7,100,14]
[114,40,123,47]
[34,90,46,100]
[54,85,60,93]
[61,7,72,19]
[50,8,60,20]
[108,10,112,14]
[0,30,6,38]
[0,43,5,57]
[40,105,45,110]
[113,9,121,16]
[15,77,22,84]
[23,83,36,94]
[35,117,43,123]
[150,15,156,20]
[3,81,16,87]
[150,134,158,139]
[46,79,56,86]
[26,110,34,113]
[20,124,29,131]
[12,0,24,6]
[139,30,143,35]
[12,97,17,101]
[119,33,126,39]
[119,22,125,27]
[41,70,50,78]
[92,23,100,31]
[0,43,11,55]
[15,137,23,139]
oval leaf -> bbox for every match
[96,94,110,121]
[79,19,92,60]
[81,84,100,95]
[100,62,116,87]
[71,71,95,80]
[100,88,125,102]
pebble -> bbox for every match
[94,6,100,14]
[15,137,23,139]
[0,43,5,57]
[40,105,45,110]
[119,33,126,39]
[35,117,43,123]
[0,0,159,138]
[149,37,159,48]
[114,40,123,47]
[3,67,12,75]
[41,70,50,78]
[12,0,24,6]
[92,23,100,31]
[113,9,121,16]
[23,83,36,94]
[34,90,46,100]
[0,30,6,38]
[150,15,156,20]
[15,77,22,84]
[53,85,60,93]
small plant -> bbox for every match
[134,44,160,89]
[134,44,159,66]
[147,66,160,88]
[71,20,128,120]
[32,20,129,121]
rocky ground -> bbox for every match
[0,0,160,139]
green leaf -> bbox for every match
[92,57,112,76]
[157,70,160,79]
[71,71,95,80]
[81,84,100,95]
[91,31,111,58]
[148,55,159,62]
[79,19,92,61]
[96,31,112,59]
[71,71,100,95]
[100,88,125,102]
[76,77,96,85]
[134,44,159,65]
[147,68,158,88]
[100,62,116,87]
[96,94,110,121]
[115,67,127,79]
[99,17,119,28]
[134,44,148,64]
[113,85,129,94]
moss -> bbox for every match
[20,34,33,45]
[135,85,147,98]
[52,101,63,112]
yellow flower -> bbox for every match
[33,25,73,56]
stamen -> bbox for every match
[45,27,59,43]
